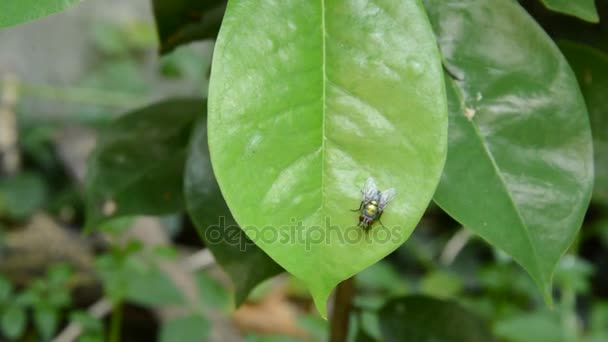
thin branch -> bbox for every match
[439,228,472,266]
[329,277,355,342]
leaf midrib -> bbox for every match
[320,0,327,211]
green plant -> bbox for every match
[1,0,607,341]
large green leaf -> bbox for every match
[152,0,226,54]
[0,0,82,29]
[185,117,283,305]
[539,0,599,23]
[560,41,608,206]
[379,296,494,342]
[85,98,203,230]
[426,0,594,303]
[208,0,447,316]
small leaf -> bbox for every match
[0,172,47,220]
[494,310,562,342]
[539,0,599,23]
[419,270,463,298]
[159,314,210,342]
[559,41,608,206]
[85,98,203,230]
[195,272,232,312]
[0,0,83,29]
[152,0,226,54]
[1,306,26,339]
[209,0,447,317]
[34,306,58,340]
[125,268,185,307]
[426,0,594,303]
[185,116,283,304]
[379,296,494,342]
[0,276,13,303]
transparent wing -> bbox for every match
[378,188,396,211]
[362,177,378,203]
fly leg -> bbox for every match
[351,201,363,212]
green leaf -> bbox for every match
[0,276,13,304]
[1,306,26,339]
[494,310,563,342]
[152,0,226,54]
[379,296,494,342]
[0,172,47,220]
[159,314,210,342]
[426,0,594,303]
[125,268,184,307]
[34,306,58,340]
[195,272,232,312]
[0,0,82,29]
[419,270,463,298]
[208,0,447,317]
[85,98,203,230]
[539,0,599,23]
[559,41,608,206]
[185,116,283,304]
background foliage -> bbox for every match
[0,0,606,341]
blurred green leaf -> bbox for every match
[554,254,594,293]
[244,335,301,342]
[0,276,12,304]
[0,172,47,220]
[1,308,21,340]
[85,98,203,230]
[0,0,82,28]
[80,60,149,95]
[159,314,210,342]
[356,261,407,295]
[70,311,104,341]
[591,302,608,333]
[379,296,494,342]
[126,268,184,307]
[195,272,231,312]
[419,270,463,299]
[185,116,283,305]
[152,0,226,54]
[209,0,447,317]
[91,21,157,56]
[297,314,328,342]
[1,305,26,339]
[539,0,599,23]
[34,306,58,340]
[426,0,594,304]
[560,41,608,206]
[494,310,563,342]
[70,311,103,332]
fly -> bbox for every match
[352,177,396,229]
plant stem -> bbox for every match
[330,277,355,342]
[108,301,123,342]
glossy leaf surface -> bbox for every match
[379,296,494,342]
[208,0,447,316]
[152,0,226,54]
[85,99,203,230]
[0,0,82,28]
[540,0,599,23]
[185,117,283,305]
[560,41,608,206]
[426,0,594,302]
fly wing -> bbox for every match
[378,188,396,211]
[362,177,378,204]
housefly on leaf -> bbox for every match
[352,177,396,230]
